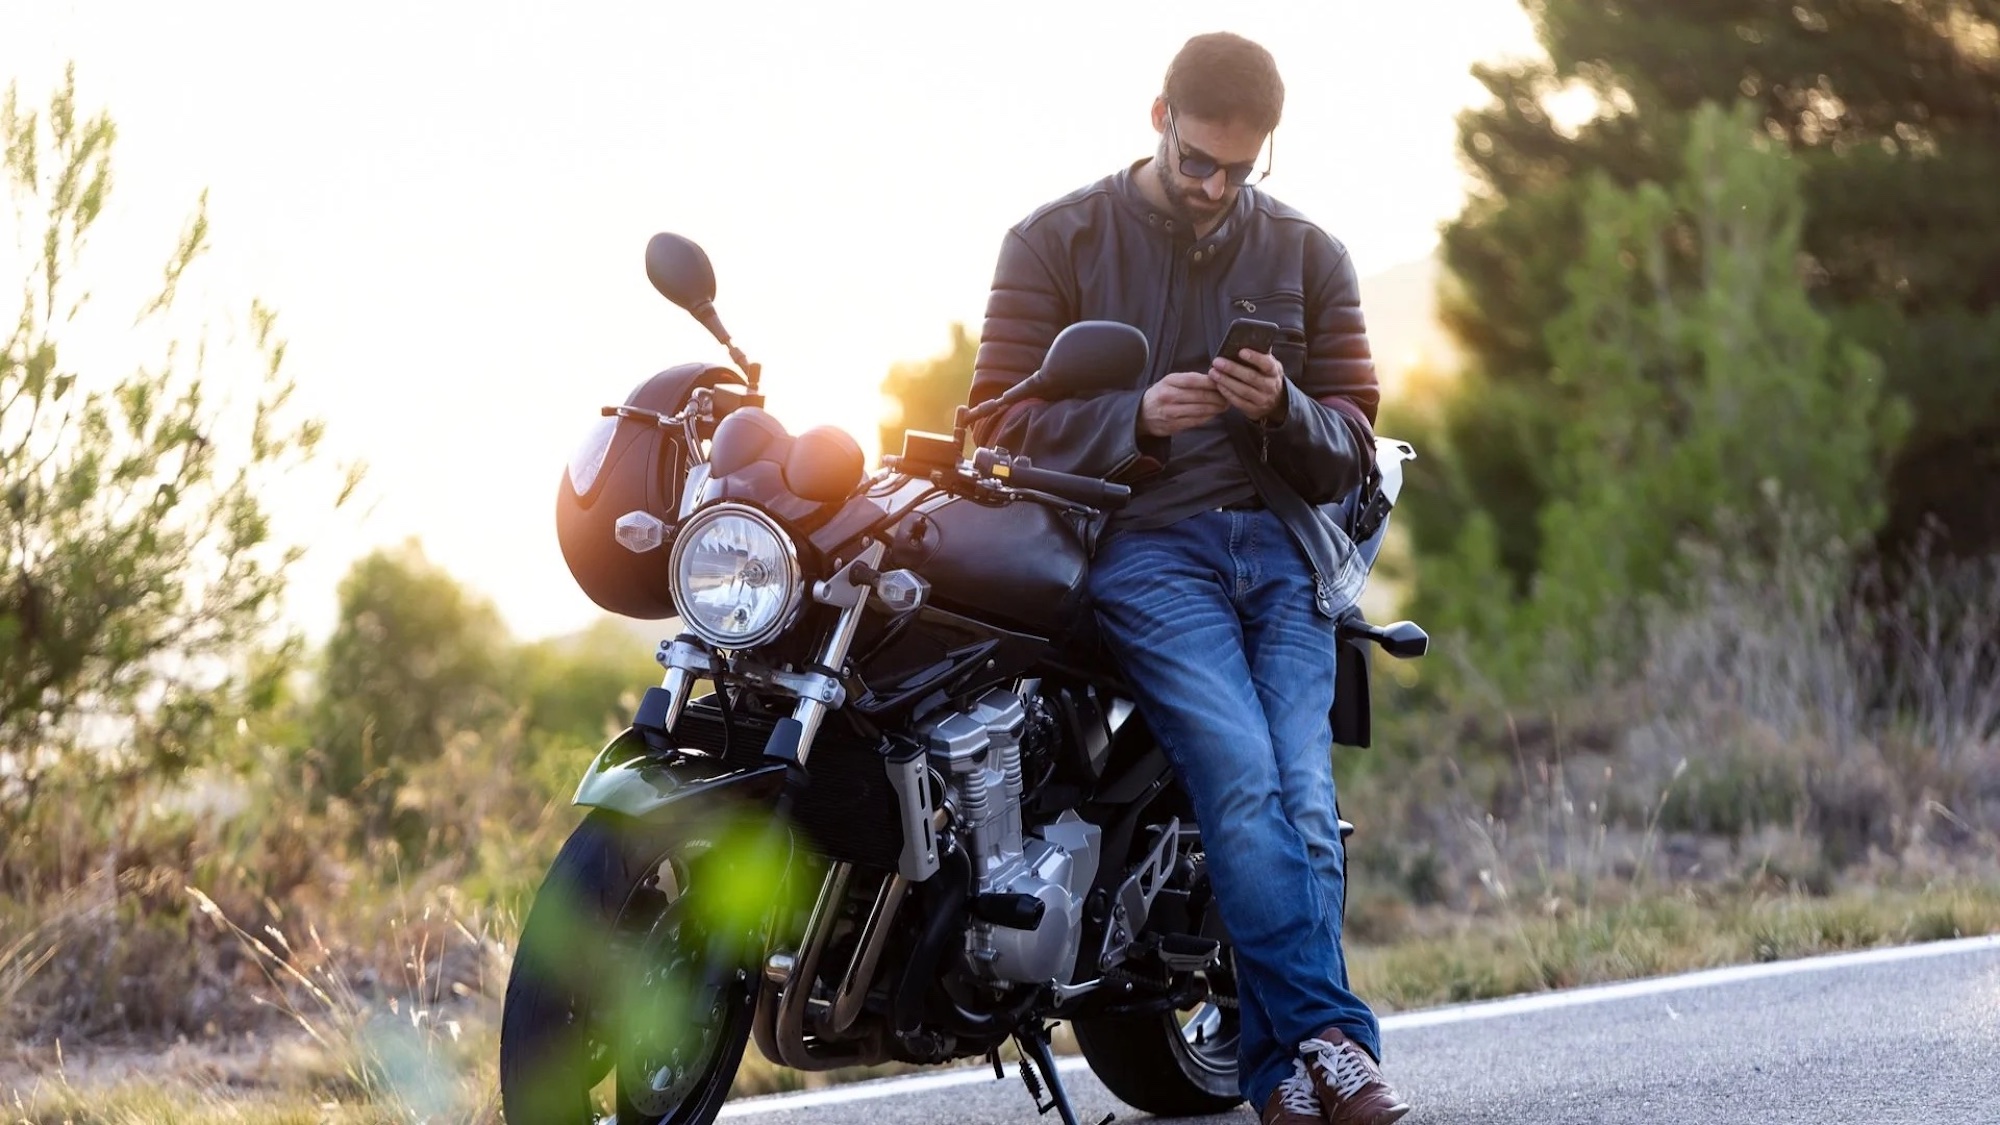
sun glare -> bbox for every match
[1,0,1543,641]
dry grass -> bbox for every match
[9,1067,393,1125]
[7,881,1994,1122]
[0,720,557,1124]
[1341,547,2000,937]
[1,898,512,1124]
[181,888,506,1124]
[1351,881,2000,1011]
[0,929,56,1044]
[3,547,1996,1118]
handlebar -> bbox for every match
[971,449,1131,511]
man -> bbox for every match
[966,31,1408,1125]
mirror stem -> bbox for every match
[727,345,760,393]
[961,372,1040,429]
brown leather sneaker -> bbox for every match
[1261,1058,1325,1125]
[1299,1027,1411,1125]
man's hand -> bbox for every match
[1139,371,1229,438]
[1211,348,1288,423]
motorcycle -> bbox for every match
[498,232,1429,1125]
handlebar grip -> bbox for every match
[994,461,1132,511]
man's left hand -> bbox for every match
[1210,348,1288,424]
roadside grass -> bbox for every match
[1351,881,2000,1011]
[9,1076,396,1124]
[9,880,1994,1123]
[7,548,1996,1121]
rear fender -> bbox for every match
[574,727,788,819]
[1332,636,1372,748]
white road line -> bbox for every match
[1378,931,1999,1030]
[717,933,2000,1117]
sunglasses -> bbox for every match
[1166,104,1274,188]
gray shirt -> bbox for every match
[1106,342,1259,535]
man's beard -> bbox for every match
[1154,147,1231,228]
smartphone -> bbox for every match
[1217,317,1279,363]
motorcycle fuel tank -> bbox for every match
[882,490,1093,642]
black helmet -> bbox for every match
[555,362,741,618]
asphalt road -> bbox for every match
[719,936,2000,1125]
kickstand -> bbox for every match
[1013,1021,1114,1125]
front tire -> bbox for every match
[500,810,760,1125]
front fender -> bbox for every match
[574,727,788,819]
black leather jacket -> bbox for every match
[967,161,1379,616]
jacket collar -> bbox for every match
[1112,159,1252,256]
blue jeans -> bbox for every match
[1088,508,1381,1108]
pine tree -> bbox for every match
[1416,0,2000,590]
[1423,102,1908,688]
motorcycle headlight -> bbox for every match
[668,503,804,650]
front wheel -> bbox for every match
[500,810,761,1125]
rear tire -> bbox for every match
[1071,974,1243,1118]
[500,810,759,1125]
[1074,832,1244,1118]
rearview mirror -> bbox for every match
[645,233,718,313]
[1377,621,1429,660]
[1034,320,1149,398]
[960,320,1150,427]
[645,231,743,356]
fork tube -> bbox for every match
[657,665,694,732]
[789,599,869,767]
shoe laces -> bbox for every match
[1276,1057,1322,1115]
[1302,1035,1376,1101]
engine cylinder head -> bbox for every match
[917,709,989,773]
[966,689,1026,750]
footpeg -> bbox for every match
[1154,933,1221,972]
[1100,818,1179,968]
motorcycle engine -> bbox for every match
[916,687,1100,987]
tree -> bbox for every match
[1543,104,1904,656]
[1422,103,1907,692]
[878,321,976,458]
[306,548,667,856]
[511,617,657,748]
[1417,0,2000,590]
[307,541,510,812]
[0,68,351,826]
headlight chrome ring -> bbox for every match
[667,503,804,650]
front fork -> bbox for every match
[652,543,899,1036]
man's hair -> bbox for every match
[1162,32,1284,134]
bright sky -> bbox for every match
[3,1,1541,642]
